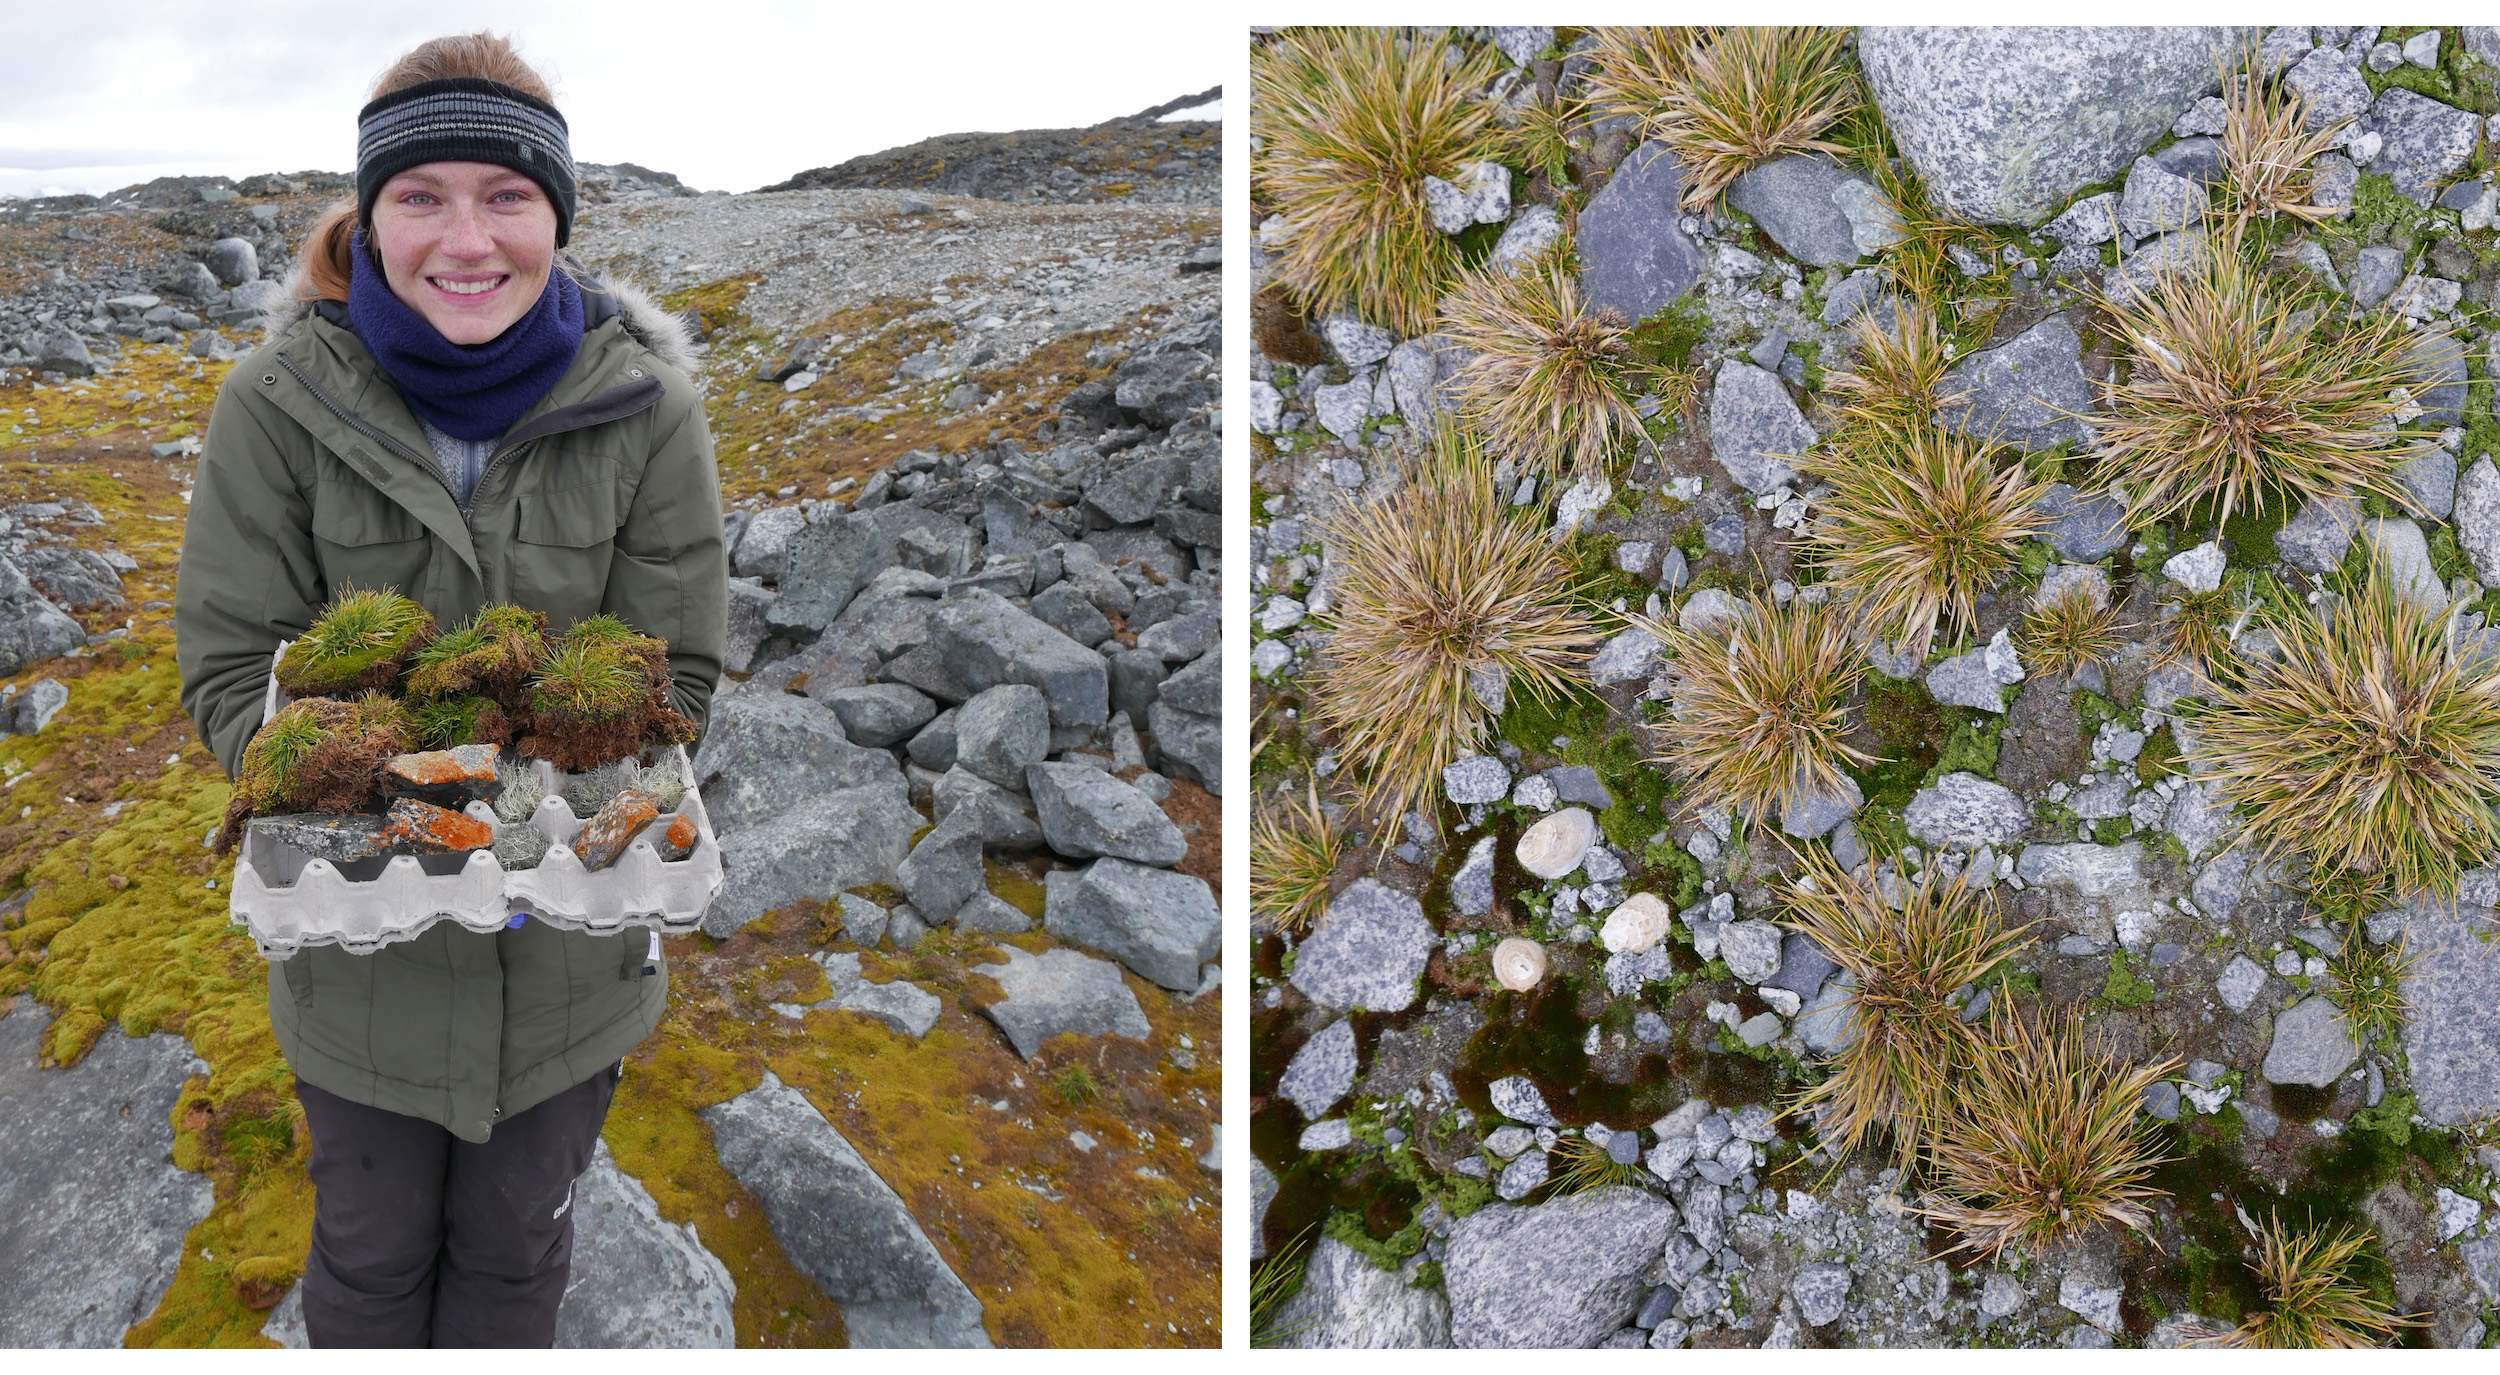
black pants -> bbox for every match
[294,1063,620,1348]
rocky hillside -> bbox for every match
[759,87,1219,203]
[1251,24,2500,1350]
[0,103,1220,1349]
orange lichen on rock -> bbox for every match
[574,789,661,871]
[381,744,503,807]
[381,797,492,852]
[658,812,700,862]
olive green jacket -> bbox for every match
[175,267,726,1141]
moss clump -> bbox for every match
[2100,949,2158,1007]
[518,615,698,773]
[408,693,514,751]
[217,694,412,850]
[402,604,547,703]
[273,586,434,699]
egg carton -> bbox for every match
[229,643,723,958]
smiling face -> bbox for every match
[369,161,557,344]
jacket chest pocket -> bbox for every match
[511,457,623,624]
[311,461,431,596]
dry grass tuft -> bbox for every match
[1304,428,1603,827]
[1549,1133,1640,1196]
[1779,849,2032,1167]
[1438,249,1655,480]
[1249,778,1342,934]
[2151,583,2240,671]
[2022,584,2125,681]
[2193,1214,2423,1348]
[1251,27,1509,336]
[2217,64,2353,234]
[1641,589,1873,822]
[2189,567,2500,899]
[1796,427,2048,660]
[1580,26,1861,210]
[2093,245,2442,528]
[1919,1005,2176,1261]
[1823,299,1962,445]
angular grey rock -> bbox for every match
[1137,611,1218,664]
[702,778,922,936]
[768,513,881,632]
[2350,246,2405,308]
[1031,582,1112,646]
[1270,1238,1451,1349]
[2361,517,2446,615]
[1443,755,1512,806]
[2276,494,2362,573]
[0,1003,212,1349]
[701,1073,990,1347]
[2045,191,2121,246]
[2401,912,2500,1126]
[1781,774,1861,839]
[1278,1017,1359,1121]
[1489,204,1565,275]
[1290,877,1435,1013]
[916,589,1108,729]
[2217,954,2267,1013]
[975,945,1151,1059]
[692,693,903,835]
[838,892,891,947]
[0,556,89,676]
[2372,87,2484,204]
[1709,360,1813,492]
[793,951,942,1038]
[1026,761,1185,865]
[906,707,960,773]
[2262,996,2360,1088]
[1495,1149,1548,1201]
[1322,314,1395,368]
[1450,835,1497,918]
[1488,1076,1559,1127]
[822,683,939,748]
[1791,1262,1852,1326]
[2118,155,2208,238]
[1313,381,1373,440]
[1586,625,1663,684]
[1043,857,1220,991]
[1937,314,2097,452]
[10,677,69,736]
[1444,1188,1680,1348]
[2461,459,2500,585]
[1575,142,1709,324]
[1112,351,1209,429]
[205,236,258,286]
[722,578,775,674]
[1797,976,1858,1055]
[32,326,96,377]
[896,810,988,923]
[732,505,805,581]
[1858,26,2249,226]
[1905,772,2030,849]
[2016,841,2145,898]
[1157,647,1219,717]
[1926,627,2024,711]
[952,892,1032,935]
[13,546,122,610]
[1146,700,1220,795]
[1720,920,1784,984]
[932,766,1042,850]
[2032,484,2130,562]
[2286,45,2374,131]
[953,683,1050,791]
[1726,155,1872,266]
[1767,932,1838,1000]
[551,1141,739,1348]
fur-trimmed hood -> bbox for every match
[263,253,698,377]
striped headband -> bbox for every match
[356,76,578,247]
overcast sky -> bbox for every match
[0,0,1226,198]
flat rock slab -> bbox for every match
[2032,483,2130,563]
[701,1072,990,1347]
[2402,911,2500,1127]
[1444,1186,1679,1347]
[975,945,1151,1059]
[775,952,943,1040]
[1272,1237,1451,1348]
[0,1000,212,1348]
[1937,313,2096,452]
[1289,877,1436,1013]
[553,1141,739,1347]
[1859,26,2250,226]
[1709,360,1813,493]
[1725,154,1880,266]
[1575,141,1708,325]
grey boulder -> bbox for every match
[1904,772,2030,849]
[822,683,939,748]
[910,589,1108,730]
[954,683,1050,790]
[701,1073,990,1347]
[1725,154,1881,266]
[2261,996,2360,1088]
[0,556,89,676]
[2031,483,2131,563]
[1859,26,2250,226]
[1575,142,1709,325]
[2372,87,2484,205]
[1027,761,1186,865]
[1444,1187,1678,1348]
[1269,1238,1450,1348]
[975,945,1151,1059]
[1276,1017,1359,1121]
[702,778,922,936]
[2401,910,2500,1126]
[690,692,902,836]
[1042,857,1221,991]
[550,1142,738,1348]
[1709,360,1813,492]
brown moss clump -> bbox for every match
[273,586,435,699]
[517,615,698,773]
[402,603,547,703]
[217,693,413,850]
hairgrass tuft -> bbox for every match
[1548,1133,1639,1196]
[1918,1004,2176,1261]
[1824,299,1962,446]
[1797,427,2048,660]
[1581,26,1861,210]
[1304,426,1603,828]
[2195,1213,2423,1348]
[2093,243,2443,528]
[2188,566,2500,899]
[1438,248,1655,481]
[1779,847,2032,1167]
[1249,777,1342,934]
[1251,26,1509,336]
[2217,60,2353,236]
[2151,583,2240,671]
[2022,583,2125,681]
[1641,588,1872,822]
[277,584,436,699]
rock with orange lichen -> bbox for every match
[575,789,663,871]
[656,812,699,862]
[248,798,491,863]
[381,744,504,809]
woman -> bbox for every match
[173,33,726,1347]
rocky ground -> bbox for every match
[1250,25,2500,1348]
[0,95,1221,1348]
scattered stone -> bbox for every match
[1720,921,1785,984]
[2262,996,2361,1088]
[1575,142,1709,325]
[1267,1238,1450,1349]
[2276,494,2362,574]
[2162,539,2225,593]
[702,778,922,937]
[1450,836,1497,918]
[1288,878,1435,1013]
[1709,360,1814,493]
[1790,1263,1852,1326]
[2032,484,2131,562]
[1041,858,1219,992]
[1496,1150,1548,1202]
[1905,773,2030,849]
[2372,87,2484,204]
[783,951,942,1040]
[1585,625,1664,684]
[1726,155,1877,266]
[2217,955,2267,1013]
[1026,762,1185,865]
[1936,313,2096,452]
[1925,627,2025,711]
[1488,1076,1560,1127]
[2401,911,2500,1126]
[1443,755,1511,805]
